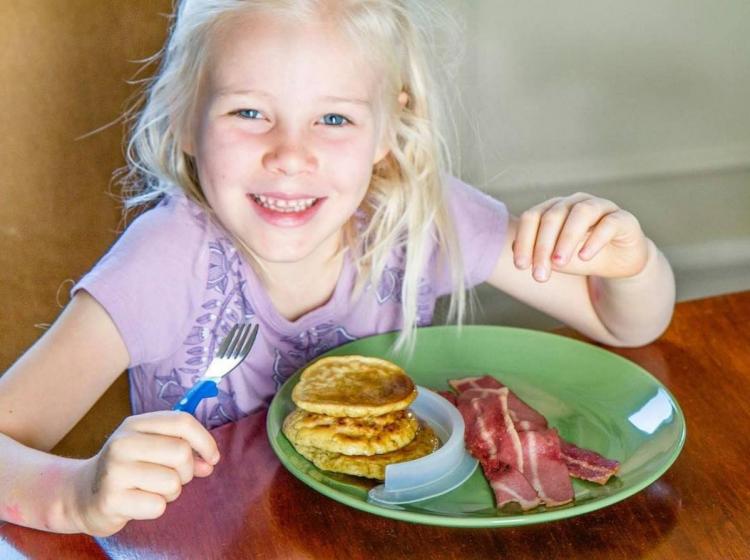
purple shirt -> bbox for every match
[74,176,508,428]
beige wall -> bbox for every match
[445,0,750,189]
[0,1,172,372]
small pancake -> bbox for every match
[282,407,420,456]
[291,422,440,480]
[292,356,417,417]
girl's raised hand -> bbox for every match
[512,192,650,282]
[71,411,220,537]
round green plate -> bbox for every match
[266,326,686,528]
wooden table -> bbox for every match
[2,291,749,559]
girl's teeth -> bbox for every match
[253,195,316,212]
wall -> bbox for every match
[443,0,750,328]
[0,1,173,371]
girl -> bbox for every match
[0,0,675,537]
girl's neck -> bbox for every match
[252,243,346,323]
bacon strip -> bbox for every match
[436,390,457,406]
[448,374,504,393]
[520,429,574,507]
[485,463,540,511]
[457,388,545,510]
[448,375,548,432]
[458,389,523,470]
[560,441,620,484]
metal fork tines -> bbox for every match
[204,322,259,380]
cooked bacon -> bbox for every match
[458,389,523,470]
[560,441,620,484]
[445,374,620,511]
[436,390,458,406]
[448,374,504,393]
[457,387,547,432]
[519,429,574,507]
[459,388,542,510]
[484,462,541,511]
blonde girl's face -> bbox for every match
[187,12,390,266]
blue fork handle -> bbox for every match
[172,379,219,415]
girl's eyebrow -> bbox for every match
[320,95,372,107]
[215,88,273,99]
[216,88,370,107]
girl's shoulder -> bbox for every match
[429,175,509,294]
[443,174,508,214]
[441,174,508,240]
[73,193,228,366]
[121,192,214,250]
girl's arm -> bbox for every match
[0,292,220,535]
[486,193,676,347]
[0,292,130,451]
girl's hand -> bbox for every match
[72,411,219,537]
[512,192,650,282]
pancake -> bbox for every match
[282,407,420,456]
[291,422,440,480]
[292,355,417,417]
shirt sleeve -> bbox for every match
[432,175,509,297]
[72,196,209,367]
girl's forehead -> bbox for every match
[204,11,380,101]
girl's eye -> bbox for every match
[235,109,262,120]
[320,113,350,126]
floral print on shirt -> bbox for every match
[155,237,253,426]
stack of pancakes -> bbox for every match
[282,356,439,480]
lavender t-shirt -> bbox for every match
[74,176,507,428]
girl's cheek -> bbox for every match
[319,134,376,161]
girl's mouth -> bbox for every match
[250,194,320,213]
[247,193,324,226]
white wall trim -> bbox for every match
[483,145,750,193]
[663,237,750,272]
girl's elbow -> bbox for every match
[607,310,675,348]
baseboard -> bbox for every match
[664,237,750,271]
[664,238,750,301]
[474,145,750,193]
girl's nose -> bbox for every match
[262,141,317,176]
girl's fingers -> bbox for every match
[578,211,623,260]
[107,432,196,484]
[531,198,576,281]
[117,489,168,521]
[109,461,185,502]
[514,197,562,269]
[193,455,214,478]
[552,199,619,266]
[125,411,220,467]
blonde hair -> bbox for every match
[120,0,468,352]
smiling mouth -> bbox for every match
[250,194,321,213]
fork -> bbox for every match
[173,322,259,415]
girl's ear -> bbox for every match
[181,127,195,156]
[179,107,197,156]
[398,91,409,109]
[373,137,390,165]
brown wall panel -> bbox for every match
[0,1,172,372]
[1,2,173,451]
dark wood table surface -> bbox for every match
[2,291,749,559]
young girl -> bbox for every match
[0,0,675,537]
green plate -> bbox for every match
[267,326,686,527]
